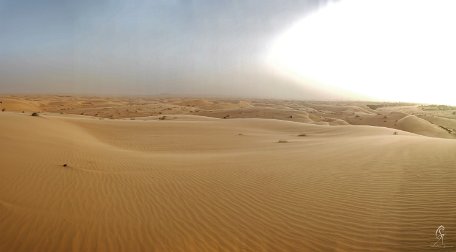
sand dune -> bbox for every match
[396,115,454,139]
[419,115,456,135]
[1,110,456,251]
[2,96,456,139]
[0,98,42,112]
[197,107,314,124]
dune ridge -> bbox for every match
[396,115,452,138]
[2,95,456,139]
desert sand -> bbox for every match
[1,96,456,251]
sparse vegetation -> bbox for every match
[298,133,307,137]
[159,116,166,120]
[439,125,454,135]
[367,104,382,110]
[421,105,456,111]
[393,131,398,135]
[31,112,39,116]
[277,140,288,143]
[367,103,416,110]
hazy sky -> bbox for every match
[0,0,334,98]
[267,0,456,105]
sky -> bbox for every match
[267,0,456,105]
[0,0,333,99]
[1,0,455,105]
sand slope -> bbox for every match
[1,112,456,251]
[0,98,42,112]
[396,115,454,139]
[419,115,456,135]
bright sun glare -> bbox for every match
[268,0,456,105]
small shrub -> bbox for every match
[298,133,307,137]
[1,108,5,112]
[31,112,39,116]
[277,140,288,143]
[159,116,166,120]
[393,131,398,135]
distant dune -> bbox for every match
[2,95,456,139]
[396,115,453,139]
[0,98,41,112]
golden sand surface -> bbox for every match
[1,96,456,251]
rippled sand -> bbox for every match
[1,110,456,251]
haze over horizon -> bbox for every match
[1,0,455,105]
[1,0,335,99]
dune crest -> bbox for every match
[396,115,454,138]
